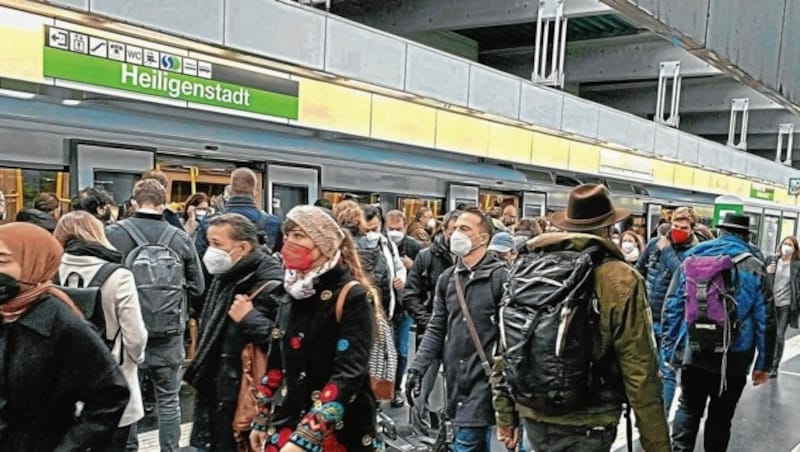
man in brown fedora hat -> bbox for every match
[492,184,670,452]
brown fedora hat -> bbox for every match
[550,184,631,232]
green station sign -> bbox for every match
[43,26,298,120]
[749,184,775,201]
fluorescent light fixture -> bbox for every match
[61,99,82,106]
[0,89,35,100]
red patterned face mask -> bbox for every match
[670,228,691,245]
[281,241,315,271]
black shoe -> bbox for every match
[390,391,405,408]
[770,371,779,379]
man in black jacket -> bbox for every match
[107,179,205,452]
[407,208,507,452]
[403,209,461,431]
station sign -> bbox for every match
[789,178,800,196]
[42,25,298,120]
[749,183,775,201]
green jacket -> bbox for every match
[492,233,670,452]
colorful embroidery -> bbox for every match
[290,336,303,350]
[336,339,350,352]
[320,383,339,402]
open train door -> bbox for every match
[266,163,320,218]
[646,203,663,239]
[448,184,479,211]
[521,192,546,218]
[69,140,155,204]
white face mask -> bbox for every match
[782,244,794,256]
[621,242,637,254]
[195,209,208,220]
[366,231,382,242]
[203,246,234,274]
[426,218,436,230]
[450,231,475,257]
[387,230,404,244]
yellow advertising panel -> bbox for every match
[568,142,600,174]
[298,78,372,137]
[673,165,693,188]
[598,148,654,182]
[435,110,489,157]
[0,8,47,82]
[709,173,728,193]
[652,160,675,186]
[371,95,436,148]
[488,122,532,164]
[692,169,712,191]
[531,132,569,169]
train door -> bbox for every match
[69,141,155,206]
[448,184,479,211]
[267,164,320,218]
[780,211,797,241]
[761,209,781,253]
[645,203,666,239]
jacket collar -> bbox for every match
[225,195,258,209]
[217,249,268,284]
[14,298,57,337]
[133,211,165,221]
[456,253,505,279]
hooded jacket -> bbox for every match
[636,234,699,327]
[15,208,57,233]
[492,233,670,452]
[662,233,777,376]
[402,231,454,332]
[410,253,508,427]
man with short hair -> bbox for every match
[107,179,205,452]
[493,184,670,452]
[407,207,507,451]
[72,187,114,224]
[637,206,700,409]
[502,205,518,228]
[141,169,183,229]
[663,213,775,452]
[403,209,461,432]
[195,168,283,260]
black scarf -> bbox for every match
[63,239,123,263]
[184,250,266,389]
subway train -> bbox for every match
[0,89,797,254]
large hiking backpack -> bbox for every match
[355,237,392,312]
[57,263,123,348]
[500,246,604,415]
[119,220,187,338]
[683,253,750,356]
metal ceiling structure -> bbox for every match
[331,0,800,170]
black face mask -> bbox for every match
[0,273,20,304]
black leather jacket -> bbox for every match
[402,232,454,331]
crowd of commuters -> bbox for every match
[0,168,785,452]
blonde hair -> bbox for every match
[54,210,116,250]
[672,207,698,226]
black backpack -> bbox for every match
[499,245,605,415]
[57,263,123,349]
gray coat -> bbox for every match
[409,254,508,427]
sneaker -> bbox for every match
[390,390,405,408]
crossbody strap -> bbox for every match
[453,272,492,377]
[335,281,361,323]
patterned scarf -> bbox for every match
[283,251,341,300]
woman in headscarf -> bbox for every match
[0,222,129,451]
[54,211,148,451]
[249,205,379,452]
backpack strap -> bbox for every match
[87,263,124,288]
[335,281,361,323]
[733,252,753,264]
[156,227,178,248]
[118,220,149,247]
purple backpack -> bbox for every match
[683,253,750,355]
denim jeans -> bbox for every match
[774,305,791,370]
[654,322,678,411]
[394,313,412,390]
[453,426,492,452]
[128,336,185,452]
[671,366,746,452]
[523,420,616,452]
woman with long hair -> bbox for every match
[54,211,149,451]
[766,235,800,377]
[249,205,380,452]
[0,222,129,451]
[181,192,210,238]
[620,230,644,265]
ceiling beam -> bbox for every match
[580,77,782,115]
[679,110,800,136]
[334,0,612,35]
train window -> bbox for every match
[399,197,443,221]
[323,191,377,207]
[94,171,139,206]
[171,181,228,203]
[273,185,309,219]
[760,215,779,253]
[0,168,70,224]
[479,191,518,213]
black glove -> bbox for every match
[405,368,422,407]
